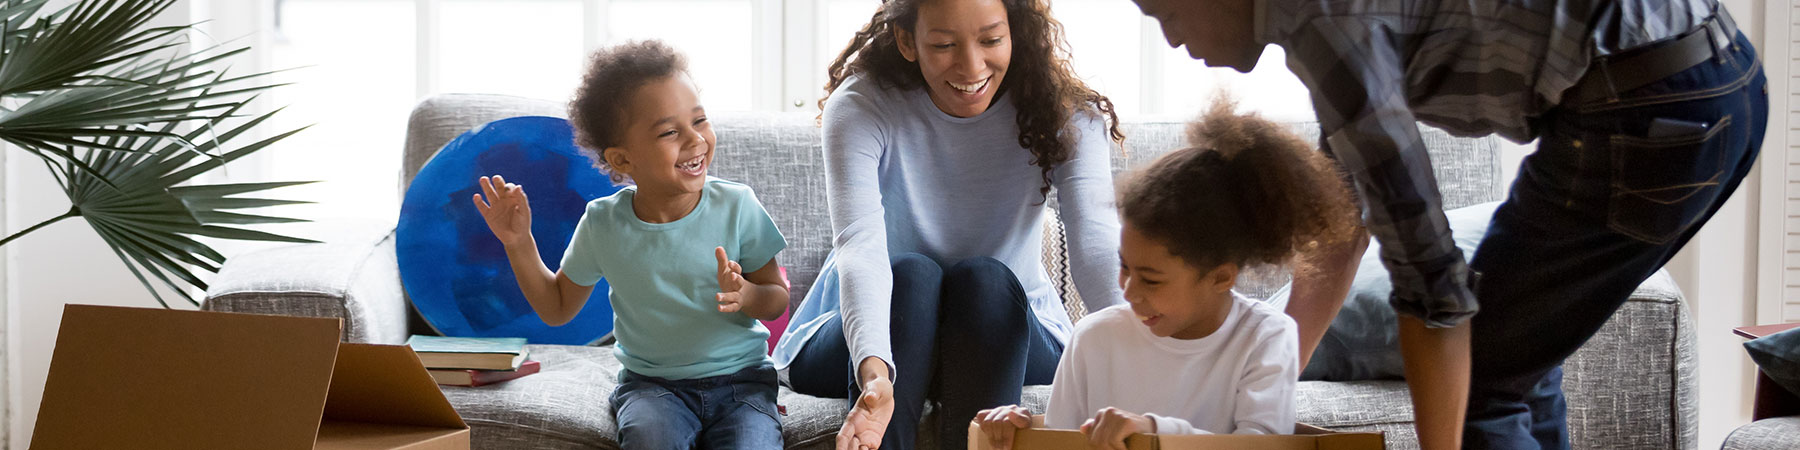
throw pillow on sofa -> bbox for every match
[1273,201,1500,381]
[1745,326,1800,397]
[398,116,622,344]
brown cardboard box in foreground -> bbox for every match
[968,416,1384,450]
[31,305,469,450]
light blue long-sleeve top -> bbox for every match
[771,74,1124,383]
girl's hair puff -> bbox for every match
[1119,96,1360,275]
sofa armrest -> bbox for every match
[202,220,410,345]
[1562,269,1698,450]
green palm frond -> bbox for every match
[0,0,316,307]
[51,107,316,307]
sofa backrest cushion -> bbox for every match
[403,94,1505,309]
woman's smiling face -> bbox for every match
[896,0,1012,118]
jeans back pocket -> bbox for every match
[1606,115,1732,244]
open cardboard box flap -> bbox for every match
[970,415,1384,450]
[31,305,468,450]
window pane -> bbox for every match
[1160,45,1315,122]
[439,0,586,102]
[1054,0,1142,115]
[821,0,880,74]
[269,0,415,222]
[609,0,755,111]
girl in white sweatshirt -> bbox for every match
[973,98,1363,449]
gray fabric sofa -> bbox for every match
[1723,416,1800,449]
[203,93,1698,450]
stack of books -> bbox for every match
[405,335,540,387]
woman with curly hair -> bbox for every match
[768,0,1125,448]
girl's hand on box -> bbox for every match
[974,404,1032,449]
[1079,407,1154,450]
[471,175,534,248]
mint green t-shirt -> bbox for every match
[559,177,787,380]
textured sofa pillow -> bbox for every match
[1283,201,1501,381]
[1745,326,1800,397]
[399,116,622,344]
[1042,206,1089,324]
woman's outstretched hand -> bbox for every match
[838,358,896,450]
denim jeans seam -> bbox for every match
[731,382,783,424]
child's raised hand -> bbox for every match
[1079,407,1154,450]
[471,175,534,248]
[715,247,748,313]
[973,405,1032,450]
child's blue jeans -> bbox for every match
[610,362,783,449]
[1463,31,1766,449]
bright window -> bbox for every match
[246,0,1314,221]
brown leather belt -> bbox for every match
[1562,8,1739,105]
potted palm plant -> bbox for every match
[0,0,312,308]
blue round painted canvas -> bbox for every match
[398,116,620,344]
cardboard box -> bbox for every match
[968,416,1384,450]
[31,305,470,450]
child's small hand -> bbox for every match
[471,175,534,248]
[715,247,748,313]
[973,405,1032,450]
[1079,407,1154,450]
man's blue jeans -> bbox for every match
[1463,32,1767,449]
[611,363,784,449]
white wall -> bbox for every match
[0,106,10,449]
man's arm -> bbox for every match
[1280,18,1478,450]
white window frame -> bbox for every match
[1757,0,1792,324]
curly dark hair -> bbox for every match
[569,39,689,184]
[1118,97,1361,275]
[821,0,1125,198]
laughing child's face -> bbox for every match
[1118,221,1238,340]
[603,75,715,195]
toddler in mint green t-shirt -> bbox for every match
[471,40,789,449]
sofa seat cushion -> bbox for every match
[442,344,621,450]
[456,345,1425,449]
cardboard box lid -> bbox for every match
[314,421,468,450]
[32,305,342,450]
[323,343,467,430]
[972,417,1384,450]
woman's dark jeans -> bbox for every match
[788,253,1063,450]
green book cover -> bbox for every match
[405,335,526,355]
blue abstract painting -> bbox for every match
[398,116,621,344]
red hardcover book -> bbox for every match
[428,360,541,387]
